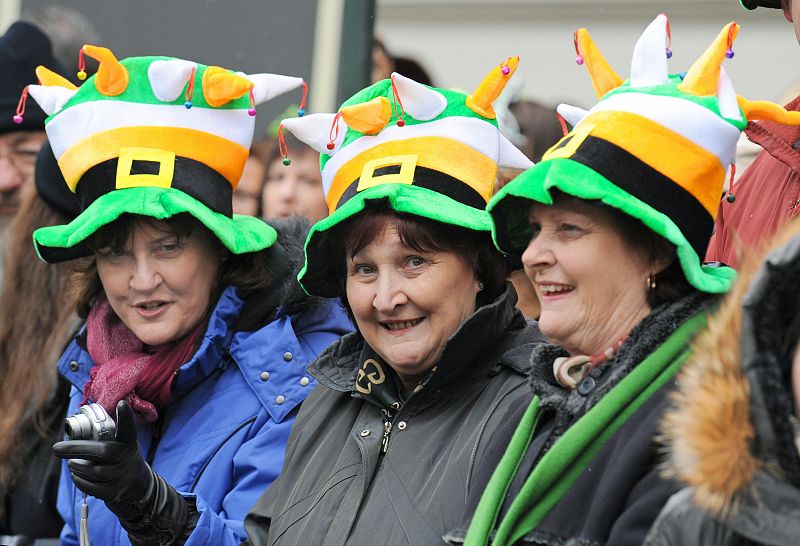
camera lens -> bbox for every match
[64,413,92,440]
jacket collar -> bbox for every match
[745,94,800,173]
[309,283,530,394]
[171,286,242,397]
[60,286,243,397]
[528,291,713,418]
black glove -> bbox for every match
[53,400,198,544]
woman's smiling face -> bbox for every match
[95,218,221,346]
[521,198,655,356]
[345,221,480,390]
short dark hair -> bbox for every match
[71,213,274,317]
[331,203,509,312]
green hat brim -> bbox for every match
[487,158,735,294]
[299,184,492,297]
[33,186,277,263]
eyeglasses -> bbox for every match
[0,146,38,174]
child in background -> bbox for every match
[262,132,328,223]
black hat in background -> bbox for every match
[35,139,80,220]
[0,21,66,134]
[740,0,782,9]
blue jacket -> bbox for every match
[56,285,352,545]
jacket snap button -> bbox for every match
[300,377,310,386]
[397,421,407,430]
[360,429,370,437]
[260,371,270,381]
[68,360,79,372]
[577,376,597,395]
[275,395,285,405]
[283,351,293,362]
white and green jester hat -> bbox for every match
[21,44,307,262]
[280,58,533,296]
[489,14,800,294]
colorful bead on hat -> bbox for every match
[21,45,307,263]
[279,59,533,296]
[489,14,800,295]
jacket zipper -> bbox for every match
[380,388,425,454]
[381,420,393,453]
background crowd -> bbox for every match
[0,1,799,546]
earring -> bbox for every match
[478,281,484,291]
[646,275,656,291]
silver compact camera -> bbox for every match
[64,403,117,441]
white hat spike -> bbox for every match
[148,59,198,102]
[717,67,742,122]
[498,135,534,170]
[281,113,347,155]
[248,74,305,104]
[27,85,78,116]
[390,72,447,121]
[557,103,589,128]
[630,13,670,88]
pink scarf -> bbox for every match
[82,294,203,422]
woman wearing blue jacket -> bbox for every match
[21,46,351,544]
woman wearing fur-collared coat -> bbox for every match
[644,218,800,546]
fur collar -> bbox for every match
[661,231,800,517]
[234,216,326,331]
[528,291,713,440]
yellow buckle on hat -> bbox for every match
[542,124,592,161]
[115,147,176,190]
[357,154,418,192]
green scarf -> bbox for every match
[464,310,709,546]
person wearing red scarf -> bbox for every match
[22,48,352,545]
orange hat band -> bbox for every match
[326,136,498,213]
[58,126,249,191]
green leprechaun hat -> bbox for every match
[21,44,307,262]
[489,14,800,294]
[280,59,533,296]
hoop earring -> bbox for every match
[646,275,657,291]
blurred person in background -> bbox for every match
[233,140,272,217]
[509,100,565,164]
[21,3,101,80]
[495,94,565,319]
[0,141,80,544]
[706,0,800,268]
[371,37,434,86]
[262,131,328,223]
[645,215,800,546]
[25,48,350,544]
[0,21,59,280]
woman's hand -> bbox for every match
[53,400,196,542]
[53,400,151,516]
